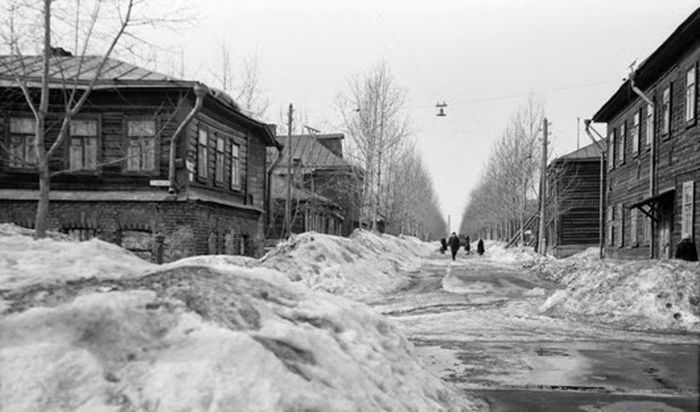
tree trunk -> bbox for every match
[35,159,50,238]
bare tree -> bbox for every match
[214,43,269,119]
[0,0,189,238]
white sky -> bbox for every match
[149,0,699,232]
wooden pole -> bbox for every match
[285,103,293,238]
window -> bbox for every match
[618,122,626,164]
[215,137,225,183]
[617,204,625,248]
[197,128,208,178]
[69,119,98,170]
[630,207,638,246]
[661,86,671,135]
[686,65,696,123]
[120,230,153,260]
[607,205,614,246]
[231,143,240,190]
[681,181,695,240]
[608,129,616,170]
[642,214,651,245]
[9,117,36,168]
[63,227,97,241]
[645,103,654,146]
[632,111,640,156]
[126,120,156,171]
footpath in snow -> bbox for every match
[0,225,480,412]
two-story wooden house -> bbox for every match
[0,54,280,261]
[592,9,699,259]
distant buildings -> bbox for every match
[267,133,361,238]
[545,141,605,258]
[591,8,699,259]
[0,54,280,261]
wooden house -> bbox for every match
[268,133,360,238]
[544,141,605,258]
[592,9,699,259]
[0,54,281,261]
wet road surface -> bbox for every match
[372,255,700,411]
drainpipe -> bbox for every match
[168,84,208,194]
[629,71,655,259]
[584,119,606,259]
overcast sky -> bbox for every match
[152,0,699,232]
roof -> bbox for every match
[0,55,280,148]
[269,175,338,207]
[551,141,605,164]
[592,8,700,122]
[274,134,351,172]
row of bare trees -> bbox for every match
[459,96,545,244]
[338,62,446,240]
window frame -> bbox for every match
[608,128,616,171]
[681,180,695,240]
[630,207,639,247]
[661,85,671,137]
[123,117,159,175]
[215,135,225,184]
[632,111,640,156]
[645,102,654,148]
[6,115,37,171]
[617,203,625,248]
[618,121,626,165]
[66,117,101,173]
[231,142,241,190]
[607,205,614,246]
[197,126,209,181]
[685,63,697,126]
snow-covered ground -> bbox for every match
[261,230,434,301]
[0,226,480,412]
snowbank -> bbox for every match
[0,226,480,411]
[480,240,551,267]
[537,250,700,332]
[261,230,433,300]
[0,224,156,290]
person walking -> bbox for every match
[448,232,460,261]
[464,235,471,254]
[477,238,485,256]
[440,238,447,254]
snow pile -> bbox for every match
[261,230,432,300]
[539,255,700,332]
[0,227,481,411]
[481,240,551,267]
[0,225,156,290]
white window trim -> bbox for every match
[681,180,695,240]
[686,65,697,123]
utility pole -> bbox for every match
[576,117,580,150]
[285,103,294,238]
[538,118,549,255]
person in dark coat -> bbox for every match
[448,232,460,261]
[440,238,447,254]
[464,235,471,254]
[477,238,485,256]
[675,237,699,262]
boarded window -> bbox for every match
[69,119,98,170]
[632,111,640,156]
[231,143,240,189]
[198,128,208,178]
[126,119,156,171]
[661,86,671,135]
[681,181,695,240]
[630,208,638,246]
[686,65,696,123]
[215,137,225,183]
[9,117,36,168]
[645,103,654,146]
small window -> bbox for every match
[618,122,625,164]
[9,117,36,168]
[126,119,156,172]
[608,129,616,171]
[661,86,671,135]
[63,227,97,241]
[645,103,654,146]
[630,207,638,246]
[197,128,208,178]
[215,137,225,183]
[632,111,640,156]
[231,143,240,189]
[69,119,98,170]
[686,65,696,123]
[681,181,695,240]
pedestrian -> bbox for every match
[464,235,471,254]
[448,232,460,261]
[675,237,699,262]
[477,238,485,256]
[440,238,447,254]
